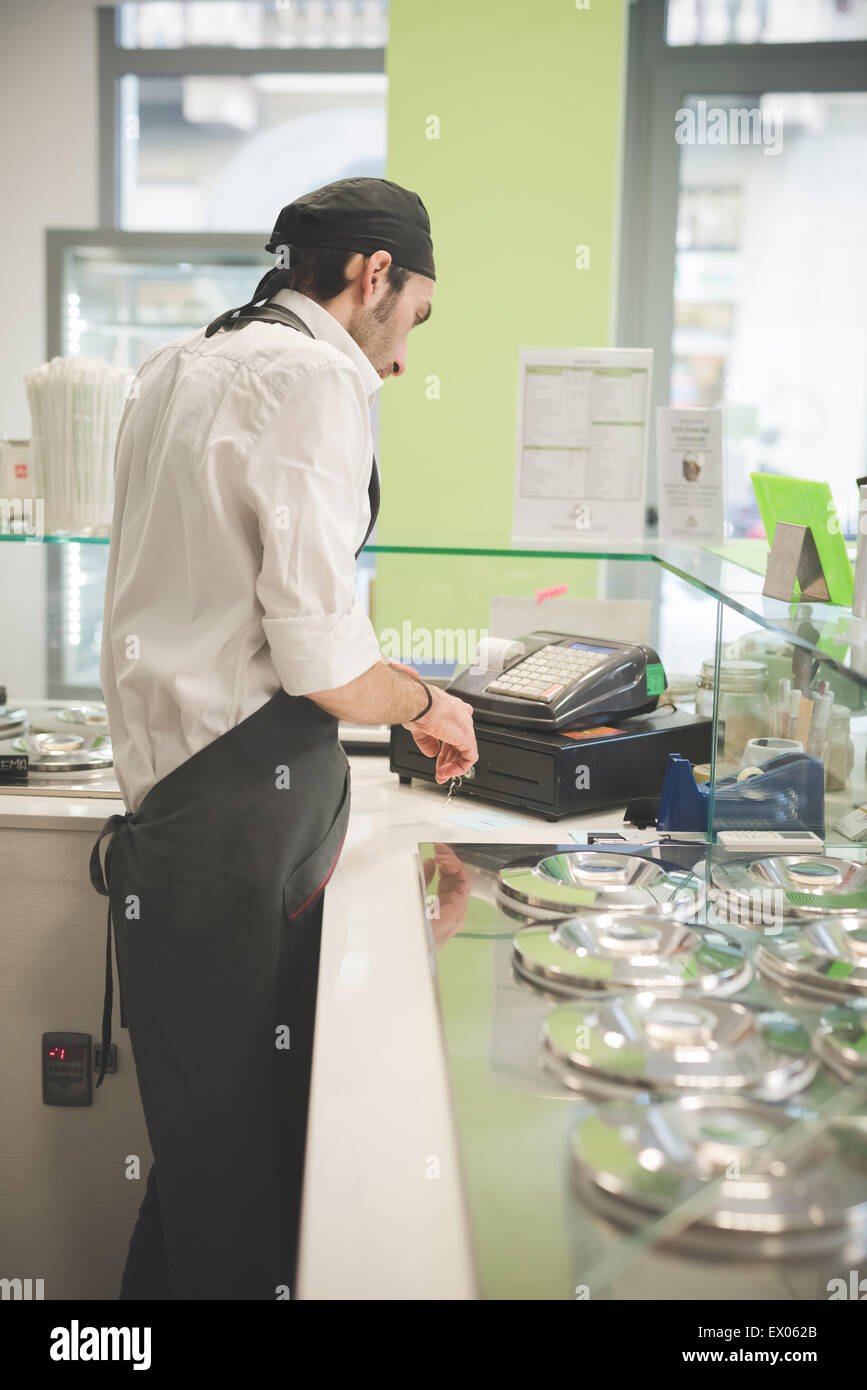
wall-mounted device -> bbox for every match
[42,1032,92,1106]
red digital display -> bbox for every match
[48,1046,84,1062]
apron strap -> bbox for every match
[357,458,379,556]
[205,300,316,339]
[90,812,132,1089]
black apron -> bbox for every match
[90,301,379,1299]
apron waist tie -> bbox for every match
[89,812,133,1089]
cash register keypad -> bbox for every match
[485,644,606,703]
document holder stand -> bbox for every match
[762,522,831,603]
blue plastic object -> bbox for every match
[656,752,826,837]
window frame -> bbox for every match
[97,5,386,228]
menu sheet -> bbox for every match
[512,347,653,543]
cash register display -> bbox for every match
[446,630,664,732]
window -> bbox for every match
[666,0,867,46]
[116,1,388,50]
[119,71,387,231]
[98,4,388,226]
[620,0,867,537]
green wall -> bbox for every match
[379,0,628,548]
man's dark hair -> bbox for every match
[284,246,411,305]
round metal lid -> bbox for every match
[56,703,109,728]
[513,915,751,997]
[499,851,703,920]
[709,854,867,924]
[570,1095,867,1257]
[813,999,867,1082]
[11,732,113,772]
[543,997,815,1102]
[0,705,27,735]
[755,919,867,1001]
[26,702,110,734]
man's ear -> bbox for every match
[364,250,394,300]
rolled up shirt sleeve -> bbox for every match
[243,358,383,695]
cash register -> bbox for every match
[389,629,713,820]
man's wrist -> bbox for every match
[407,682,433,722]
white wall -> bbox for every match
[0,0,100,438]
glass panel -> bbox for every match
[0,544,106,703]
[424,827,867,1296]
[60,241,267,371]
[670,92,867,540]
[117,1,389,50]
[709,597,867,848]
[667,0,867,45]
[119,72,387,232]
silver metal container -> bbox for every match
[543,996,816,1103]
[570,1095,867,1259]
[708,853,867,927]
[499,850,704,922]
[512,915,751,998]
[755,917,867,1002]
[813,999,867,1082]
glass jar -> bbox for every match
[826,707,854,791]
[696,658,770,773]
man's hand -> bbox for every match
[306,657,478,782]
[403,683,477,783]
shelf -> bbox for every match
[4,531,867,685]
[0,533,109,545]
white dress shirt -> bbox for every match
[101,288,384,812]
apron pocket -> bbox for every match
[282,768,351,922]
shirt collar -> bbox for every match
[268,288,384,404]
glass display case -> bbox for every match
[45,230,268,370]
[423,832,867,1301]
[2,533,867,1295]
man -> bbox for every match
[91,178,478,1300]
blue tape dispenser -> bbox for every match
[657,751,826,837]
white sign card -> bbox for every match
[512,347,653,544]
[656,406,724,543]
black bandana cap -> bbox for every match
[205,177,433,337]
[266,176,435,281]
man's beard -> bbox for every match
[348,289,400,376]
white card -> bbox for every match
[656,406,724,543]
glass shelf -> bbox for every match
[0,533,110,545]
[4,533,866,682]
[3,536,867,839]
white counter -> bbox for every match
[0,758,624,1301]
[297,755,624,1301]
